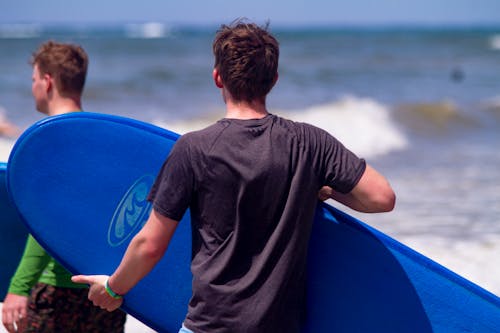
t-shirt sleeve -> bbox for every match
[8,235,51,296]
[309,125,366,194]
[147,136,194,221]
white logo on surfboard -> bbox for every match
[108,175,153,246]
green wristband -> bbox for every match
[105,278,123,299]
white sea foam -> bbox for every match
[154,115,217,136]
[281,96,408,158]
[155,96,408,159]
[125,22,169,39]
[0,24,41,39]
[490,34,500,50]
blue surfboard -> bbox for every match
[6,113,500,333]
[0,162,28,298]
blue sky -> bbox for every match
[1,0,500,26]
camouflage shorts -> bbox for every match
[23,283,127,333]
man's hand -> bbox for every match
[2,293,28,333]
[71,275,123,311]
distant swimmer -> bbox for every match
[450,66,465,82]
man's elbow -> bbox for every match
[131,235,166,262]
[375,189,396,212]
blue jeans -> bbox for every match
[178,324,194,333]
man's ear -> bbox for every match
[213,68,223,88]
[43,73,53,93]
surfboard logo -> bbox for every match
[108,175,154,247]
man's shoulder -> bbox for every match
[175,121,228,151]
[272,114,328,136]
[181,121,227,140]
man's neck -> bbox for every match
[46,97,82,116]
[224,99,268,120]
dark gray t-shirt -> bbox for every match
[148,114,365,333]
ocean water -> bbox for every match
[0,23,499,296]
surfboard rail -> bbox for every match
[0,163,28,299]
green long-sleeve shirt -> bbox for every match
[8,234,85,296]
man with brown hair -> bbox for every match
[29,40,88,116]
[74,20,395,333]
[2,40,127,333]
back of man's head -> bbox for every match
[213,20,279,103]
[31,40,88,97]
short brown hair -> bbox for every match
[213,20,279,102]
[31,40,88,97]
